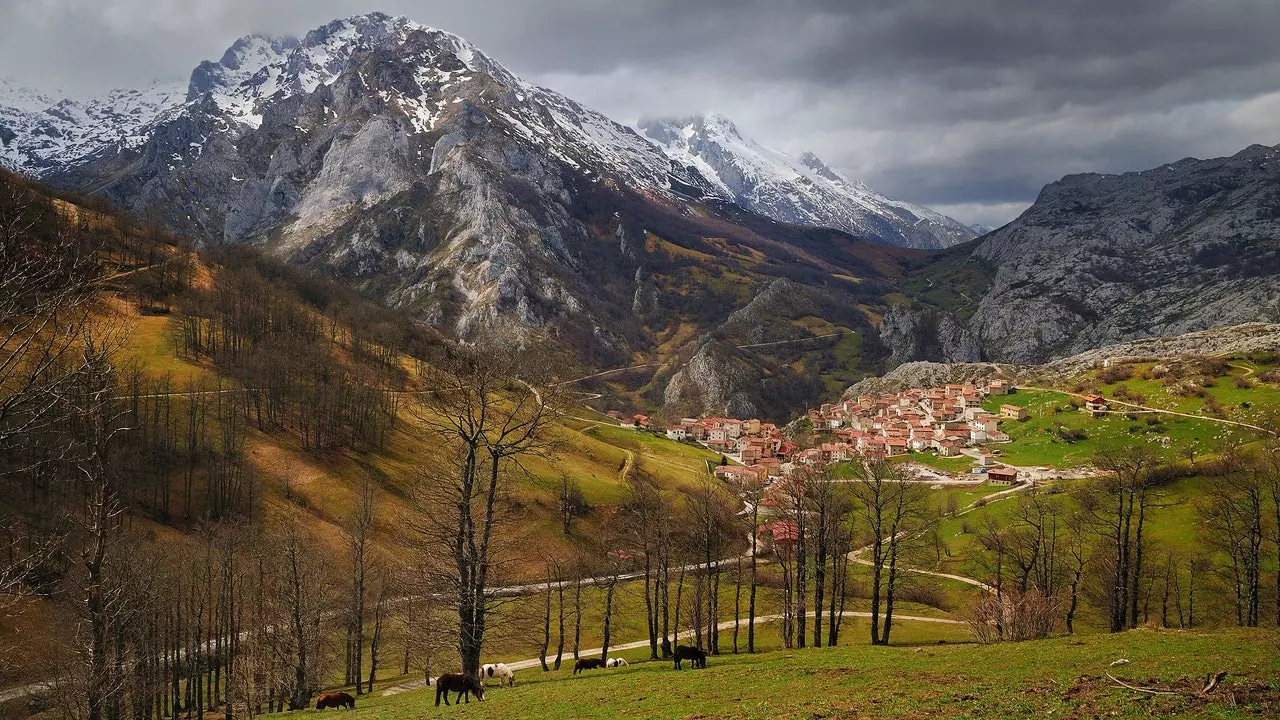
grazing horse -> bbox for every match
[573,657,606,674]
[673,645,707,670]
[435,674,485,706]
[315,692,355,710]
[482,662,516,687]
[605,657,629,668]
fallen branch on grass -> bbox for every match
[1104,669,1229,698]
[1105,671,1178,696]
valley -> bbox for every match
[2,7,1280,720]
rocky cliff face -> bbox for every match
[638,113,975,249]
[878,303,981,368]
[965,144,1280,363]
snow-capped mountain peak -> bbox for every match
[1,76,185,175]
[637,112,974,249]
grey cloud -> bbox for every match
[0,0,1276,226]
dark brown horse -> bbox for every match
[435,673,485,706]
[674,645,706,670]
[573,657,606,674]
[315,692,355,710]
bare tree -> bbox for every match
[344,476,376,693]
[366,572,388,694]
[848,455,930,645]
[732,475,765,654]
[406,338,561,680]
[1082,447,1165,632]
[1198,454,1265,626]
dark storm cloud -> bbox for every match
[1,0,1276,226]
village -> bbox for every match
[612,379,1112,496]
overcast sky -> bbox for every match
[2,0,1278,227]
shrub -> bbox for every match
[1234,375,1255,389]
[1097,364,1134,384]
[1198,358,1230,377]
[897,583,954,612]
[966,590,1062,644]
[1203,396,1224,415]
[1057,426,1087,442]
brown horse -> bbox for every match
[315,692,355,710]
[573,657,606,674]
[435,673,485,706]
[674,645,706,670]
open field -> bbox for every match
[982,389,1255,468]
[325,628,1280,719]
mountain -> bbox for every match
[637,113,976,249]
[0,77,186,176]
[1,13,935,419]
[882,144,1280,366]
[9,14,1278,415]
[969,223,995,236]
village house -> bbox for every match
[1082,394,1109,417]
[665,425,687,441]
[714,464,762,483]
[756,520,799,554]
[1000,403,1028,421]
[987,466,1020,485]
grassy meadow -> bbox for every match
[324,628,1280,719]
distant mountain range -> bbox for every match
[1,12,1276,417]
[639,113,975,249]
[0,25,969,250]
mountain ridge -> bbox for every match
[637,112,976,249]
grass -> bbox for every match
[982,389,1249,468]
[581,426,722,490]
[335,628,1280,719]
[897,452,977,475]
[1083,357,1280,428]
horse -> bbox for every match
[573,657,606,674]
[434,674,485,706]
[605,657,629,668]
[673,645,706,670]
[314,692,355,710]
[482,662,516,687]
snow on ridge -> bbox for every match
[636,112,975,248]
[1,77,187,175]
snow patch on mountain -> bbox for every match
[0,77,186,174]
[637,113,975,249]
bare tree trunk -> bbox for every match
[732,555,741,654]
[539,572,552,672]
[366,585,385,694]
[554,574,565,670]
[600,575,617,661]
[748,500,758,654]
[572,573,582,660]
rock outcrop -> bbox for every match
[965,144,1280,363]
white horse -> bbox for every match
[605,657,629,668]
[482,663,515,687]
